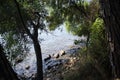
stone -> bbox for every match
[25,65,30,70]
[47,65,52,70]
[59,50,65,56]
[73,57,76,60]
[53,53,59,58]
[45,60,52,65]
[77,47,81,49]
[46,78,50,80]
[44,54,51,62]
[15,58,23,64]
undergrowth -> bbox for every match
[63,18,112,80]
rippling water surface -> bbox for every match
[15,25,85,77]
[30,25,84,58]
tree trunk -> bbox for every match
[33,39,43,80]
[14,0,43,79]
[99,0,120,78]
[0,44,19,80]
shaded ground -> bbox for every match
[15,44,82,80]
[43,46,81,80]
[43,45,110,80]
[15,42,108,80]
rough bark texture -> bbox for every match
[33,39,43,80]
[14,0,43,79]
[99,0,120,78]
[0,44,19,80]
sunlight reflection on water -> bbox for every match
[15,25,85,77]
[30,25,84,58]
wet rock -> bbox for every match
[59,50,65,56]
[52,53,59,58]
[31,74,36,78]
[46,78,50,80]
[15,58,23,64]
[46,59,63,71]
[45,60,52,65]
[47,65,52,70]
[44,54,51,62]
[25,65,30,70]
[77,47,81,49]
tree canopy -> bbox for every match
[0,0,120,80]
[0,0,47,79]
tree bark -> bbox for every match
[14,0,43,79]
[0,44,19,80]
[99,0,120,78]
[33,38,43,80]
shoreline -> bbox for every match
[15,44,82,79]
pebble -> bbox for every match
[52,53,59,58]
[25,65,30,70]
[15,58,23,64]
[59,50,65,56]
[44,54,51,62]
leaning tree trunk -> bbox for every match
[99,0,120,79]
[14,0,43,79]
[0,44,19,80]
[33,38,43,80]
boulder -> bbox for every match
[59,50,65,56]
[47,65,52,70]
[46,78,50,80]
[44,54,51,62]
[52,53,59,58]
[15,58,23,64]
[46,60,62,70]
[25,65,30,70]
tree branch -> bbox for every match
[14,0,33,39]
[71,1,89,19]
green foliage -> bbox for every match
[1,32,29,65]
[74,39,86,44]
[64,22,110,79]
[0,1,17,34]
[44,0,89,31]
[64,62,104,80]
[89,18,107,61]
[64,17,111,80]
[64,17,110,79]
[64,46,106,80]
[44,0,111,79]
[88,18,111,77]
[90,18,104,40]
[0,0,23,63]
[65,21,90,36]
[46,13,64,30]
[0,0,46,65]
[64,0,99,37]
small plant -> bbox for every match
[74,39,86,45]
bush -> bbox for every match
[63,18,112,80]
[63,53,104,80]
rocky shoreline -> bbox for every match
[44,46,80,70]
[43,45,81,80]
[43,56,80,80]
[15,44,82,80]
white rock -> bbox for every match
[53,53,59,58]
[25,65,30,70]
[59,50,65,56]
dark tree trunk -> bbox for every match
[33,39,43,80]
[99,0,120,78]
[14,0,43,79]
[0,44,19,80]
